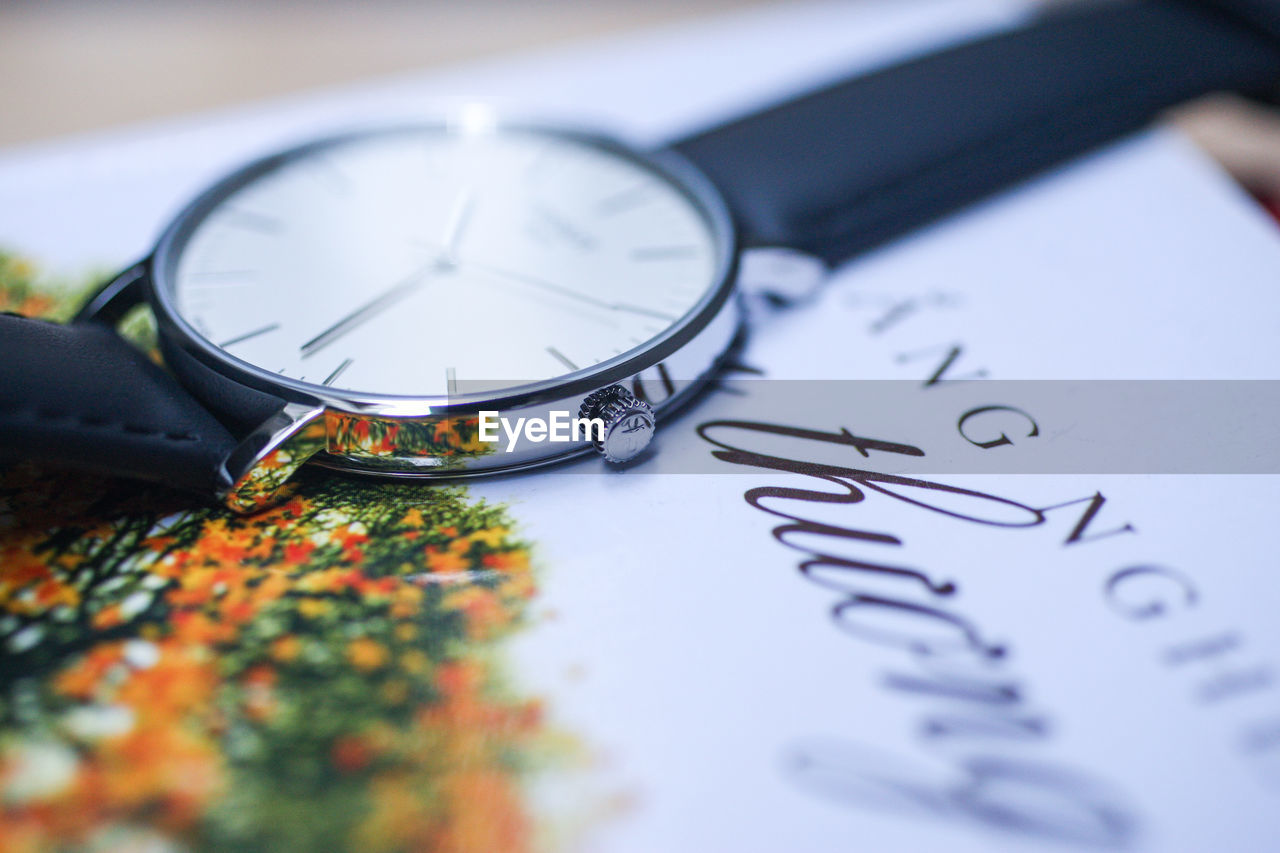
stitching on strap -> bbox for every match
[0,402,200,443]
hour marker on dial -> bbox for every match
[323,358,354,387]
[219,323,280,348]
[546,346,579,371]
[632,245,699,261]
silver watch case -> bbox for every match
[88,123,743,511]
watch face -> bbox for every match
[160,124,729,401]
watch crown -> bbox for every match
[578,384,655,463]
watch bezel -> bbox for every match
[148,120,740,420]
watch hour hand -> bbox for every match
[441,188,475,263]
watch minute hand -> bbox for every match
[456,258,675,322]
[300,263,440,359]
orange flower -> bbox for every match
[92,604,124,629]
[284,541,316,564]
[54,644,125,699]
[481,550,529,572]
[94,724,225,825]
[347,637,389,672]
[255,571,291,603]
[34,578,79,608]
[434,660,483,699]
[389,586,424,619]
[17,293,54,316]
[270,635,302,662]
[170,610,237,645]
[115,645,218,724]
[165,585,213,608]
[425,547,469,575]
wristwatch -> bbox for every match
[2,0,1277,511]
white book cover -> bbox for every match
[2,2,1279,852]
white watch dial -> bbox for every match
[171,126,722,398]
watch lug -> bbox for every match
[737,247,829,307]
[74,260,149,325]
[221,402,327,514]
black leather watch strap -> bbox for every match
[1203,0,1280,41]
[668,0,1280,266]
[0,313,237,495]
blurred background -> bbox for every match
[3,0,1278,199]
[0,0,770,146]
